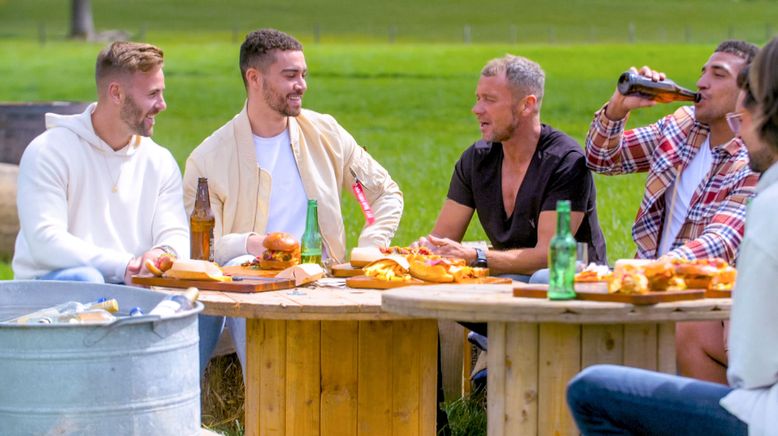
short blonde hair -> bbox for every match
[95,41,164,85]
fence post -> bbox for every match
[389,25,397,43]
[38,22,46,46]
[510,24,518,44]
[314,23,320,44]
[232,24,239,44]
[548,26,556,43]
[628,22,636,43]
[464,24,472,44]
[685,25,692,43]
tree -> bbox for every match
[69,0,94,40]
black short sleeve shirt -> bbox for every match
[447,124,607,264]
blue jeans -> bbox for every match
[40,266,105,283]
[567,365,747,436]
[198,254,254,378]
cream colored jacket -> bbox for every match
[183,104,403,265]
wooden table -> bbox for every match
[193,283,437,436]
[381,283,732,436]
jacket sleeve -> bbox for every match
[184,152,254,265]
[16,141,132,282]
[585,103,666,175]
[151,152,190,259]
[671,169,758,263]
[727,226,778,390]
[340,130,403,248]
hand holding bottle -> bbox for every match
[605,66,666,120]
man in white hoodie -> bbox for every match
[12,41,188,284]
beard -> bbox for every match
[263,82,302,117]
[748,147,777,173]
[120,94,155,137]
[488,109,521,143]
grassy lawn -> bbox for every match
[1,39,731,281]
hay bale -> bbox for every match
[0,163,18,260]
[201,353,245,432]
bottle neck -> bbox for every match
[305,202,319,233]
[195,181,211,209]
[556,209,571,235]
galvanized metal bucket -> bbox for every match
[0,280,203,436]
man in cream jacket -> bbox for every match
[13,41,188,284]
[184,29,403,375]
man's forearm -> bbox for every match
[486,247,548,276]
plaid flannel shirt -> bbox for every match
[585,104,758,263]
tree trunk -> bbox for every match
[69,0,95,40]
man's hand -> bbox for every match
[136,248,167,276]
[426,235,477,263]
[124,256,143,285]
[605,66,665,121]
[410,236,435,250]
[246,233,267,257]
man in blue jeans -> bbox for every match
[12,41,188,284]
[567,38,778,435]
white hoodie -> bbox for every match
[12,103,189,283]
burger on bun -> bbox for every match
[674,263,718,289]
[260,232,301,270]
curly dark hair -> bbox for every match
[715,40,759,65]
[239,28,303,86]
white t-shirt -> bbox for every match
[658,138,713,256]
[253,130,307,239]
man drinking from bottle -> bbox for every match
[584,40,759,384]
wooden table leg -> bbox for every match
[245,318,437,436]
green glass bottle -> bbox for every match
[548,200,577,300]
[301,199,323,265]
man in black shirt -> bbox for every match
[418,54,607,281]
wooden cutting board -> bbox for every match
[220,265,281,278]
[132,275,295,293]
[705,288,732,298]
[331,263,364,278]
[513,283,706,305]
[346,275,513,290]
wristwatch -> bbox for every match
[473,247,488,268]
[156,245,177,257]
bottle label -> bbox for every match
[149,300,182,316]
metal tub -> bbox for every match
[0,280,202,435]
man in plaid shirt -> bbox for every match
[585,40,758,385]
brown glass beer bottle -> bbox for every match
[617,71,700,103]
[191,177,215,261]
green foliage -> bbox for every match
[444,389,487,436]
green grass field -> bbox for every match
[1,0,777,44]
[1,38,740,279]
